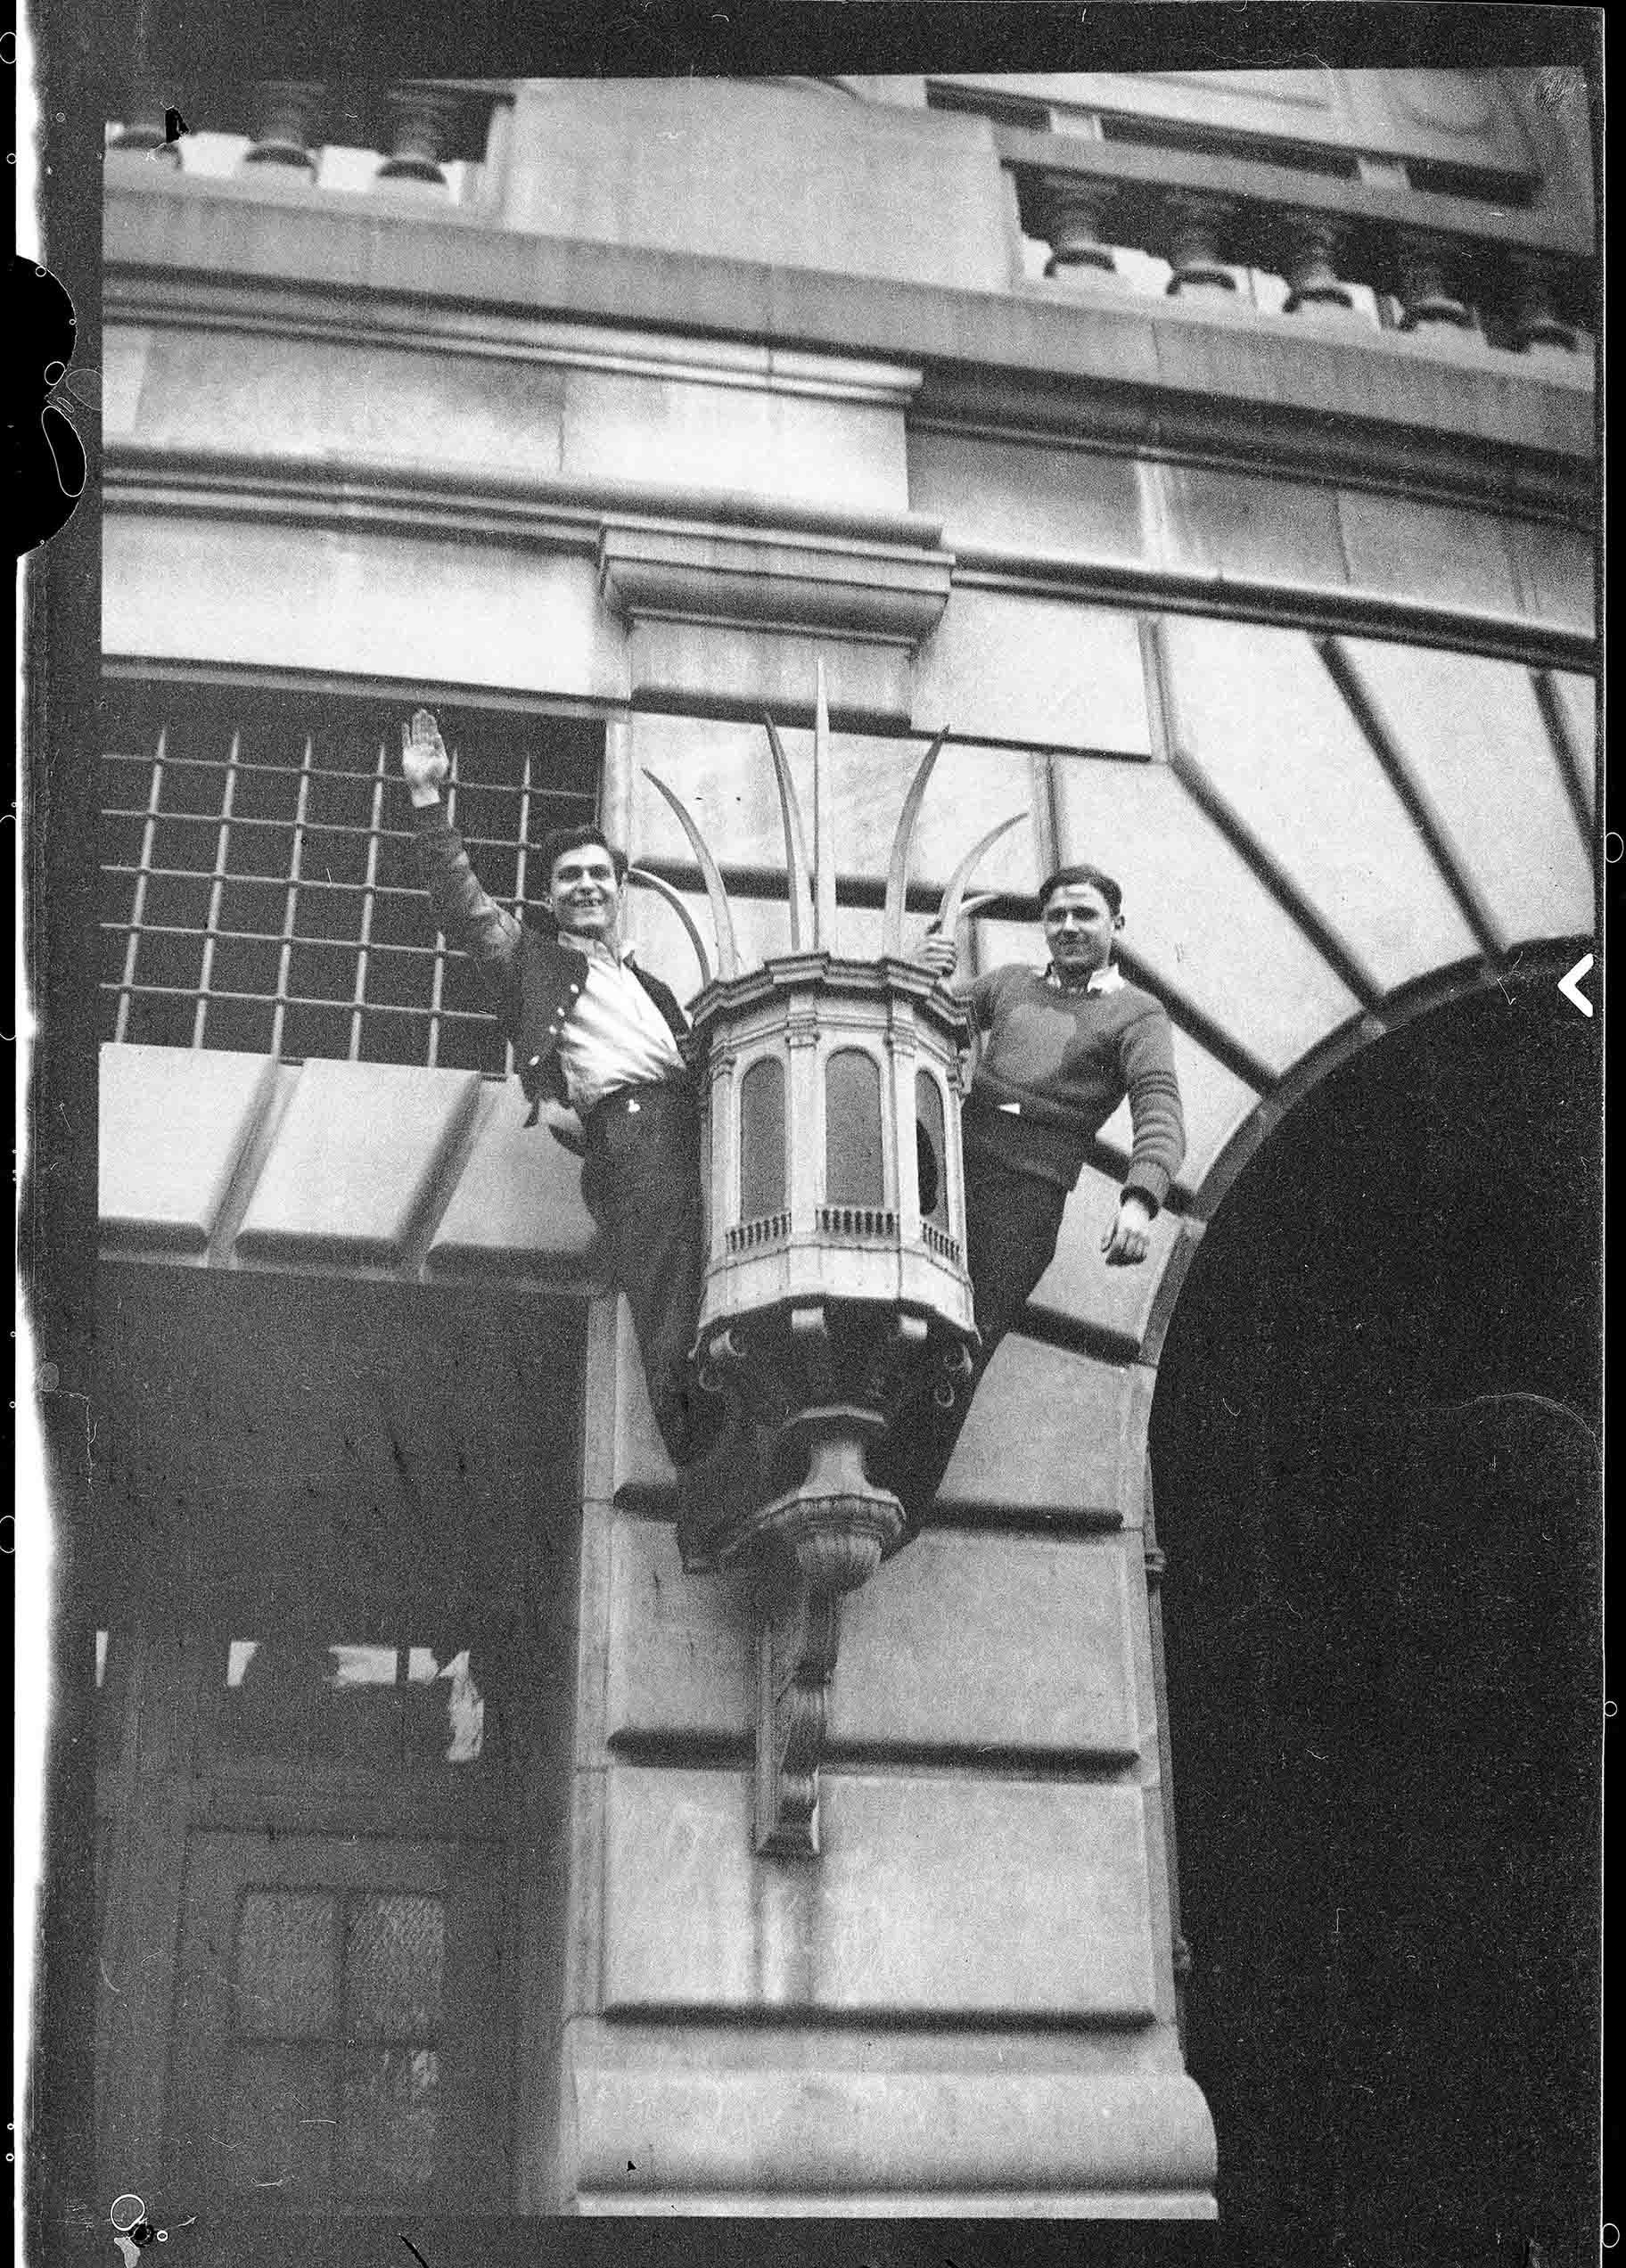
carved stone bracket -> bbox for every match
[751,1410,905,1854]
[598,516,953,648]
[757,1561,843,1854]
[679,1300,970,1853]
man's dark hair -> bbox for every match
[537,824,628,890]
[1038,863,1122,916]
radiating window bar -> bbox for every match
[349,737,389,1064]
[269,733,315,1063]
[424,750,456,1071]
[192,729,240,1048]
[112,725,167,1045]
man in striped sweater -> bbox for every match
[883,863,1185,1518]
[924,861,1186,1369]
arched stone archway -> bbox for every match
[1139,935,1596,1362]
[1145,969,1600,2264]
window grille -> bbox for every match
[229,1887,445,2198]
[100,680,602,1074]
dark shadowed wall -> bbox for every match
[1153,978,1601,2266]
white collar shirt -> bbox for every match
[554,933,685,1113]
[1044,961,1126,996]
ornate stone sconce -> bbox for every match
[643,665,1020,1855]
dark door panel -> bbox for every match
[166,1830,511,2214]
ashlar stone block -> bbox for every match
[428,1081,598,1281]
[936,1334,1149,1521]
[602,1518,1142,1764]
[126,325,570,481]
[601,1768,1159,2022]
[1162,612,1480,990]
[832,1529,1141,1759]
[907,429,1149,567]
[564,366,909,516]
[566,2036,1219,2209]
[627,619,912,730]
[1027,1162,1187,1351]
[235,1058,480,1264]
[104,517,629,703]
[99,1043,276,1253]
[1343,638,1594,947]
[501,80,1015,295]
[913,590,1151,755]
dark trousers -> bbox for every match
[579,1080,710,1466]
[962,1137,1070,1369]
[876,1134,1069,1521]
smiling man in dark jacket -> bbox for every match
[402,708,709,1464]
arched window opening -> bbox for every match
[916,1071,948,1224]
[738,1056,785,1222]
[825,1049,884,1210]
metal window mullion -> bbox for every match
[113,725,167,1042]
[504,742,536,1081]
[105,867,439,903]
[425,748,457,1069]
[192,729,240,1049]
[271,736,315,1062]
[333,1891,349,2175]
[100,980,491,1023]
[349,738,389,1063]
[100,918,444,970]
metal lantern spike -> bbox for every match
[880,727,949,958]
[627,865,714,989]
[933,813,1026,938]
[811,660,838,953]
[641,769,741,982]
[924,890,999,950]
[761,713,814,954]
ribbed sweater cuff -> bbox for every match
[1122,1162,1171,1213]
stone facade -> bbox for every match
[90,71,1595,2224]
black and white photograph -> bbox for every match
[17,10,1605,2264]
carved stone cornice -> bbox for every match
[107,177,1593,522]
[103,444,953,608]
[105,269,929,409]
[598,519,953,647]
